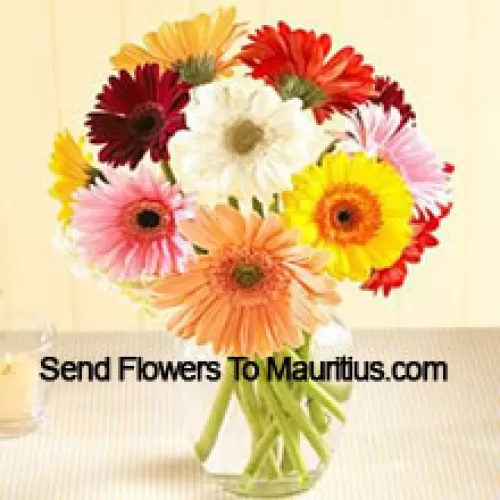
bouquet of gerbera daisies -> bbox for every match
[49,6,452,495]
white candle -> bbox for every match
[0,353,39,421]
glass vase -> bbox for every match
[176,315,354,498]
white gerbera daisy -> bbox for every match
[169,78,317,205]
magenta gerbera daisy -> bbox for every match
[72,164,195,281]
[86,64,191,169]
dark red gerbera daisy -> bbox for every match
[86,64,191,169]
[371,76,416,128]
[240,22,376,124]
[362,199,453,297]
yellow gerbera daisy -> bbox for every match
[111,7,246,85]
[282,152,413,282]
[49,130,93,226]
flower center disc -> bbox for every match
[232,263,263,288]
[226,119,265,155]
[316,185,383,245]
[136,209,161,229]
[129,102,166,141]
[123,200,171,240]
[330,203,359,231]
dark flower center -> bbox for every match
[278,74,327,109]
[136,209,161,229]
[317,186,383,245]
[129,102,166,141]
[337,209,351,224]
[226,120,265,155]
[232,264,263,288]
[330,203,359,231]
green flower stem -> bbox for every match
[241,380,264,429]
[228,196,240,210]
[283,338,312,470]
[281,375,300,473]
[297,337,329,434]
[319,380,353,403]
[236,383,260,447]
[268,425,280,479]
[276,353,303,473]
[252,197,265,218]
[295,337,310,402]
[269,194,280,214]
[242,424,281,488]
[277,338,311,473]
[281,381,300,474]
[281,431,298,474]
[308,398,329,434]
[253,379,281,479]
[160,161,177,185]
[270,379,329,463]
[256,362,310,485]
[316,140,338,165]
[297,335,311,361]
[283,348,346,424]
[238,380,281,479]
[195,360,235,462]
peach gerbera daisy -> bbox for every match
[111,7,246,85]
[153,205,340,357]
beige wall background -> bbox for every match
[0,0,497,332]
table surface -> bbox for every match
[0,329,498,500]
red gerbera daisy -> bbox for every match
[362,202,452,296]
[371,76,416,128]
[240,22,376,124]
[86,64,191,169]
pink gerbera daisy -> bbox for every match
[72,165,195,281]
[338,103,448,214]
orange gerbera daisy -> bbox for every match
[111,7,246,85]
[153,205,340,357]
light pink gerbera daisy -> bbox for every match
[337,103,448,214]
[72,165,195,281]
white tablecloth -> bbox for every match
[0,329,498,499]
